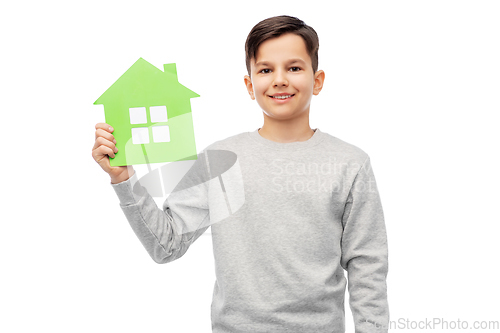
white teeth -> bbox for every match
[271,95,293,99]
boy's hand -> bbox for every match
[92,123,135,184]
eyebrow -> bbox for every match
[254,58,307,67]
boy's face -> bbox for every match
[244,33,324,122]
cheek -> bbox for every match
[291,77,314,93]
[252,81,268,96]
[252,82,262,92]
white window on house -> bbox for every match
[131,127,149,144]
[150,105,168,122]
[152,125,170,143]
[129,106,170,144]
[129,107,147,124]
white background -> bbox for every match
[1,0,499,332]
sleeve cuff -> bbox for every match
[110,171,144,206]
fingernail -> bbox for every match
[109,126,114,132]
[113,139,117,144]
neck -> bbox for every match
[258,114,315,143]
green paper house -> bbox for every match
[94,58,199,166]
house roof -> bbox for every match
[94,57,199,106]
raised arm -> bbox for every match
[111,151,211,264]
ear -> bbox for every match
[244,75,255,100]
[313,70,325,95]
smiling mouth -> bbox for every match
[269,94,295,99]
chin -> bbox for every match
[265,112,299,120]
[265,108,307,118]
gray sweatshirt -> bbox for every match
[111,128,389,333]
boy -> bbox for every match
[92,15,389,333]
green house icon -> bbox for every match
[94,57,199,166]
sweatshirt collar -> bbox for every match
[248,128,324,150]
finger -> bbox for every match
[95,122,114,132]
[93,137,119,155]
[92,144,114,160]
[95,144,116,159]
[93,136,111,150]
[95,128,116,143]
[95,123,114,140]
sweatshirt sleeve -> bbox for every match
[340,156,389,333]
[110,152,211,264]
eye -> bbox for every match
[289,67,301,72]
[259,68,271,74]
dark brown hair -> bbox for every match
[245,15,319,76]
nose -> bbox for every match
[273,69,288,87]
